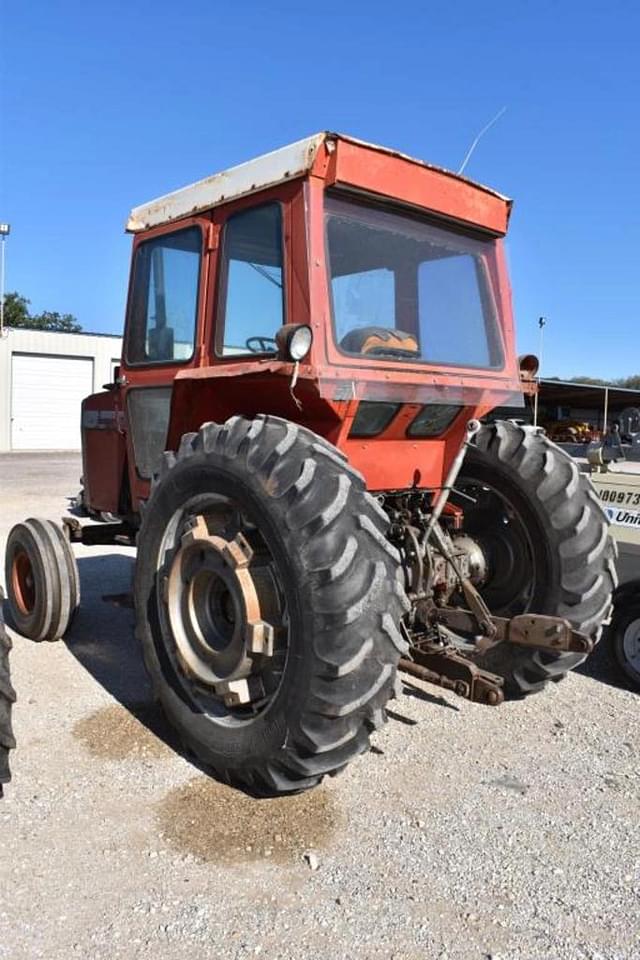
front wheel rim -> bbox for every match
[11,550,36,616]
[621,618,640,674]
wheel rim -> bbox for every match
[11,549,36,616]
[157,496,288,725]
[621,618,640,673]
[454,478,537,616]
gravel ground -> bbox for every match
[0,452,638,960]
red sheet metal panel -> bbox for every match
[327,137,511,236]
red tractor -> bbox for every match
[4,133,616,794]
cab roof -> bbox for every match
[126,132,512,236]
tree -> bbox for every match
[3,292,30,327]
[570,376,610,386]
[618,374,640,390]
[2,291,82,333]
[567,374,640,389]
[26,310,83,333]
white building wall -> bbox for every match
[0,327,123,451]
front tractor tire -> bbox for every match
[135,416,409,795]
[456,421,617,696]
[4,518,80,643]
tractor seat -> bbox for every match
[340,326,419,358]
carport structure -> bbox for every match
[537,378,640,433]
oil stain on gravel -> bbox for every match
[73,702,174,760]
[485,774,529,796]
[158,775,341,864]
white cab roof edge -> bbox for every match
[126,131,510,234]
[126,133,327,233]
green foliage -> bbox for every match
[570,376,610,386]
[3,291,82,333]
[619,375,640,390]
[26,310,83,333]
[569,374,640,389]
[3,292,30,327]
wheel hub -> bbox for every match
[11,550,35,616]
[454,482,535,614]
[166,515,277,705]
[622,618,640,671]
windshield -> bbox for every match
[325,196,504,369]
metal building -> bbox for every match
[0,327,122,451]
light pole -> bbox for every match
[532,316,546,427]
[0,223,10,338]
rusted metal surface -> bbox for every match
[435,608,593,655]
[399,605,591,706]
[126,135,326,232]
[507,614,592,653]
[10,549,35,616]
[401,607,591,706]
[400,645,504,706]
[427,521,498,640]
[165,514,278,706]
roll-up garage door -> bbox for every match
[11,354,94,450]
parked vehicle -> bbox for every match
[4,133,616,793]
[590,466,640,687]
[544,419,597,444]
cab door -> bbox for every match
[118,216,212,510]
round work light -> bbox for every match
[275,324,313,362]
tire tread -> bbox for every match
[467,421,616,695]
[137,415,407,794]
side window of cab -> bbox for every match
[126,226,202,365]
[216,204,284,356]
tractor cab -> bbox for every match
[81,132,523,518]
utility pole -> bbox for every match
[0,223,10,338]
[532,316,546,427]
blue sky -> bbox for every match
[2,0,638,380]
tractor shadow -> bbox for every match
[62,553,185,757]
[1,552,180,747]
[60,554,283,793]
[3,550,463,788]
[575,627,638,695]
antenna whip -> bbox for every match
[458,106,507,175]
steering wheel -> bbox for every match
[246,336,277,353]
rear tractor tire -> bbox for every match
[135,415,410,795]
[0,594,16,796]
[4,518,80,642]
[454,420,616,696]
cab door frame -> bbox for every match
[118,213,216,509]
